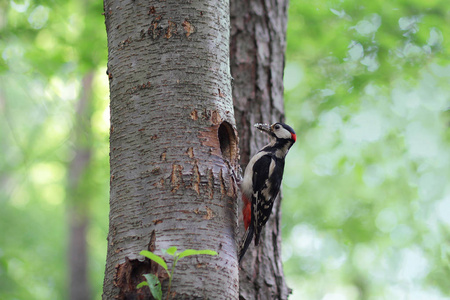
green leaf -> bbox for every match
[136,281,149,289]
[139,250,169,276]
[165,246,177,256]
[177,249,218,260]
[143,274,162,300]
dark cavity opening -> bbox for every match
[218,121,238,166]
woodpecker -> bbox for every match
[239,122,296,263]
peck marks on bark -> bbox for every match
[191,162,201,195]
[182,18,196,37]
[153,177,165,189]
[186,147,194,158]
[148,6,156,15]
[149,16,162,40]
[127,81,152,94]
[204,206,214,220]
[190,109,198,121]
[165,20,177,39]
[118,37,132,49]
[170,164,184,192]
[211,110,222,125]
[151,167,161,175]
[198,125,221,158]
[207,168,214,199]
[193,206,214,220]
[153,219,163,225]
[160,151,167,161]
[149,16,195,40]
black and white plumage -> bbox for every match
[239,122,296,263]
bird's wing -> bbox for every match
[251,154,276,245]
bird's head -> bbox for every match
[254,122,296,143]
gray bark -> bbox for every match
[102,0,239,299]
[230,0,291,298]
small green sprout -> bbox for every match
[137,247,218,300]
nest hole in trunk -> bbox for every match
[218,121,238,166]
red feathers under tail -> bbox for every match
[239,194,253,263]
[242,194,251,230]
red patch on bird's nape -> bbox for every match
[291,133,297,142]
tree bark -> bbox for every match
[68,72,95,300]
[102,0,239,299]
[230,0,290,298]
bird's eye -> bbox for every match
[274,125,280,130]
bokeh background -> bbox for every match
[1,0,449,299]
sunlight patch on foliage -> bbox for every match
[28,5,49,30]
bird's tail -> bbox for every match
[239,223,254,263]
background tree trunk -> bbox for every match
[67,72,95,300]
[102,0,239,299]
[230,0,291,298]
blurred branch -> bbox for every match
[67,71,95,300]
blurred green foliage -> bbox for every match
[0,0,449,299]
[0,0,108,299]
[283,1,450,299]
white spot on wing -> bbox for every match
[268,158,276,177]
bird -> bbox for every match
[239,122,296,263]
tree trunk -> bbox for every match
[230,0,290,298]
[68,211,90,300]
[67,72,94,300]
[102,0,239,299]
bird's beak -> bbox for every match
[254,123,272,135]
